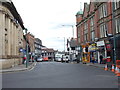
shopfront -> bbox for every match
[109,34,120,64]
[97,40,107,63]
[88,43,98,63]
[81,44,90,63]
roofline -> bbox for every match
[1,1,25,29]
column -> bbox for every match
[11,21,14,56]
[5,15,8,56]
[14,24,17,55]
[0,12,3,57]
[1,13,5,57]
[16,26,19,56]
[7,18,11,55]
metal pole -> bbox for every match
[64,37,65,52]
[72,25,74,38]
[25,28,28,68]
[112,2,116,64]
[26,43,28,68]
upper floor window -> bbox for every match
[77,26,81,43]
[115,17,120,34]
[100,23,107,38]
[90,17,95,41]
[99,3,107,19]
[114,1,120,10]
[84,22,88,42]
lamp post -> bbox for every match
[112,2,116,65]
[62,25,74,38]
[24,28,28,68]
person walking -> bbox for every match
[23,55,26,64]
[99,54,103,64]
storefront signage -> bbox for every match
[88,45,98,52]
[106,44,111,51]
[97,41,105,46]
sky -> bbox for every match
[12,0,90,51]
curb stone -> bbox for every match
[0,62,37,73]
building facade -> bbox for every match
[41,46,55,61]
[76,0,120,64]
[0,0,25,69]
[25,32,35,57]
[34,38,42,57]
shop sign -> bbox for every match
[106,44,111,51]
[88,45,98,52]
[97,41,105,46]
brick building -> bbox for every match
[76,0,120,64]
[25,32,35,55]
[34,38,42,57]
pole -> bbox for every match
[72,25,74,38]
[64,37,65,52]
[112,1,116,64]
[25,28,28,68]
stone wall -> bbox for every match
[0,58,22,69]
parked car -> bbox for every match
[62,55,70,63]
[55,57,62,62]
[36,57,43,62]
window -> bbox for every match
[114,1,120,10]
[103,4,107,17]
[100,23,107,38]
[99,3,107,19]
[115,17,120,33]
[84,22,88,42]
[77,26,81,43]
[90,17,95,41]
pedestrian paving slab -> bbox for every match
[0,62,37,73]
[86,63,105,68]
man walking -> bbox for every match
[99,54,103,64]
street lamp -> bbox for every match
[24,28,29,68]
[62,25,74,38]
[112,2,116,65]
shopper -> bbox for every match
[99,54,103,64]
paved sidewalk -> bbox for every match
[0,62,37,73]
[85,63,105,68]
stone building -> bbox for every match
[0,0,25,69]
[76,0,120,64]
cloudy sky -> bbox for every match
[12,0,90,51]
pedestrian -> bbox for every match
[23,55,26,64]
[92,56,95,64]
[99,54,103,64]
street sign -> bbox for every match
[19,48,23,52]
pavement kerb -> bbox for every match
[85,63,114,72]
[0,62,37,73]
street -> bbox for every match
[2,62,118,88]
